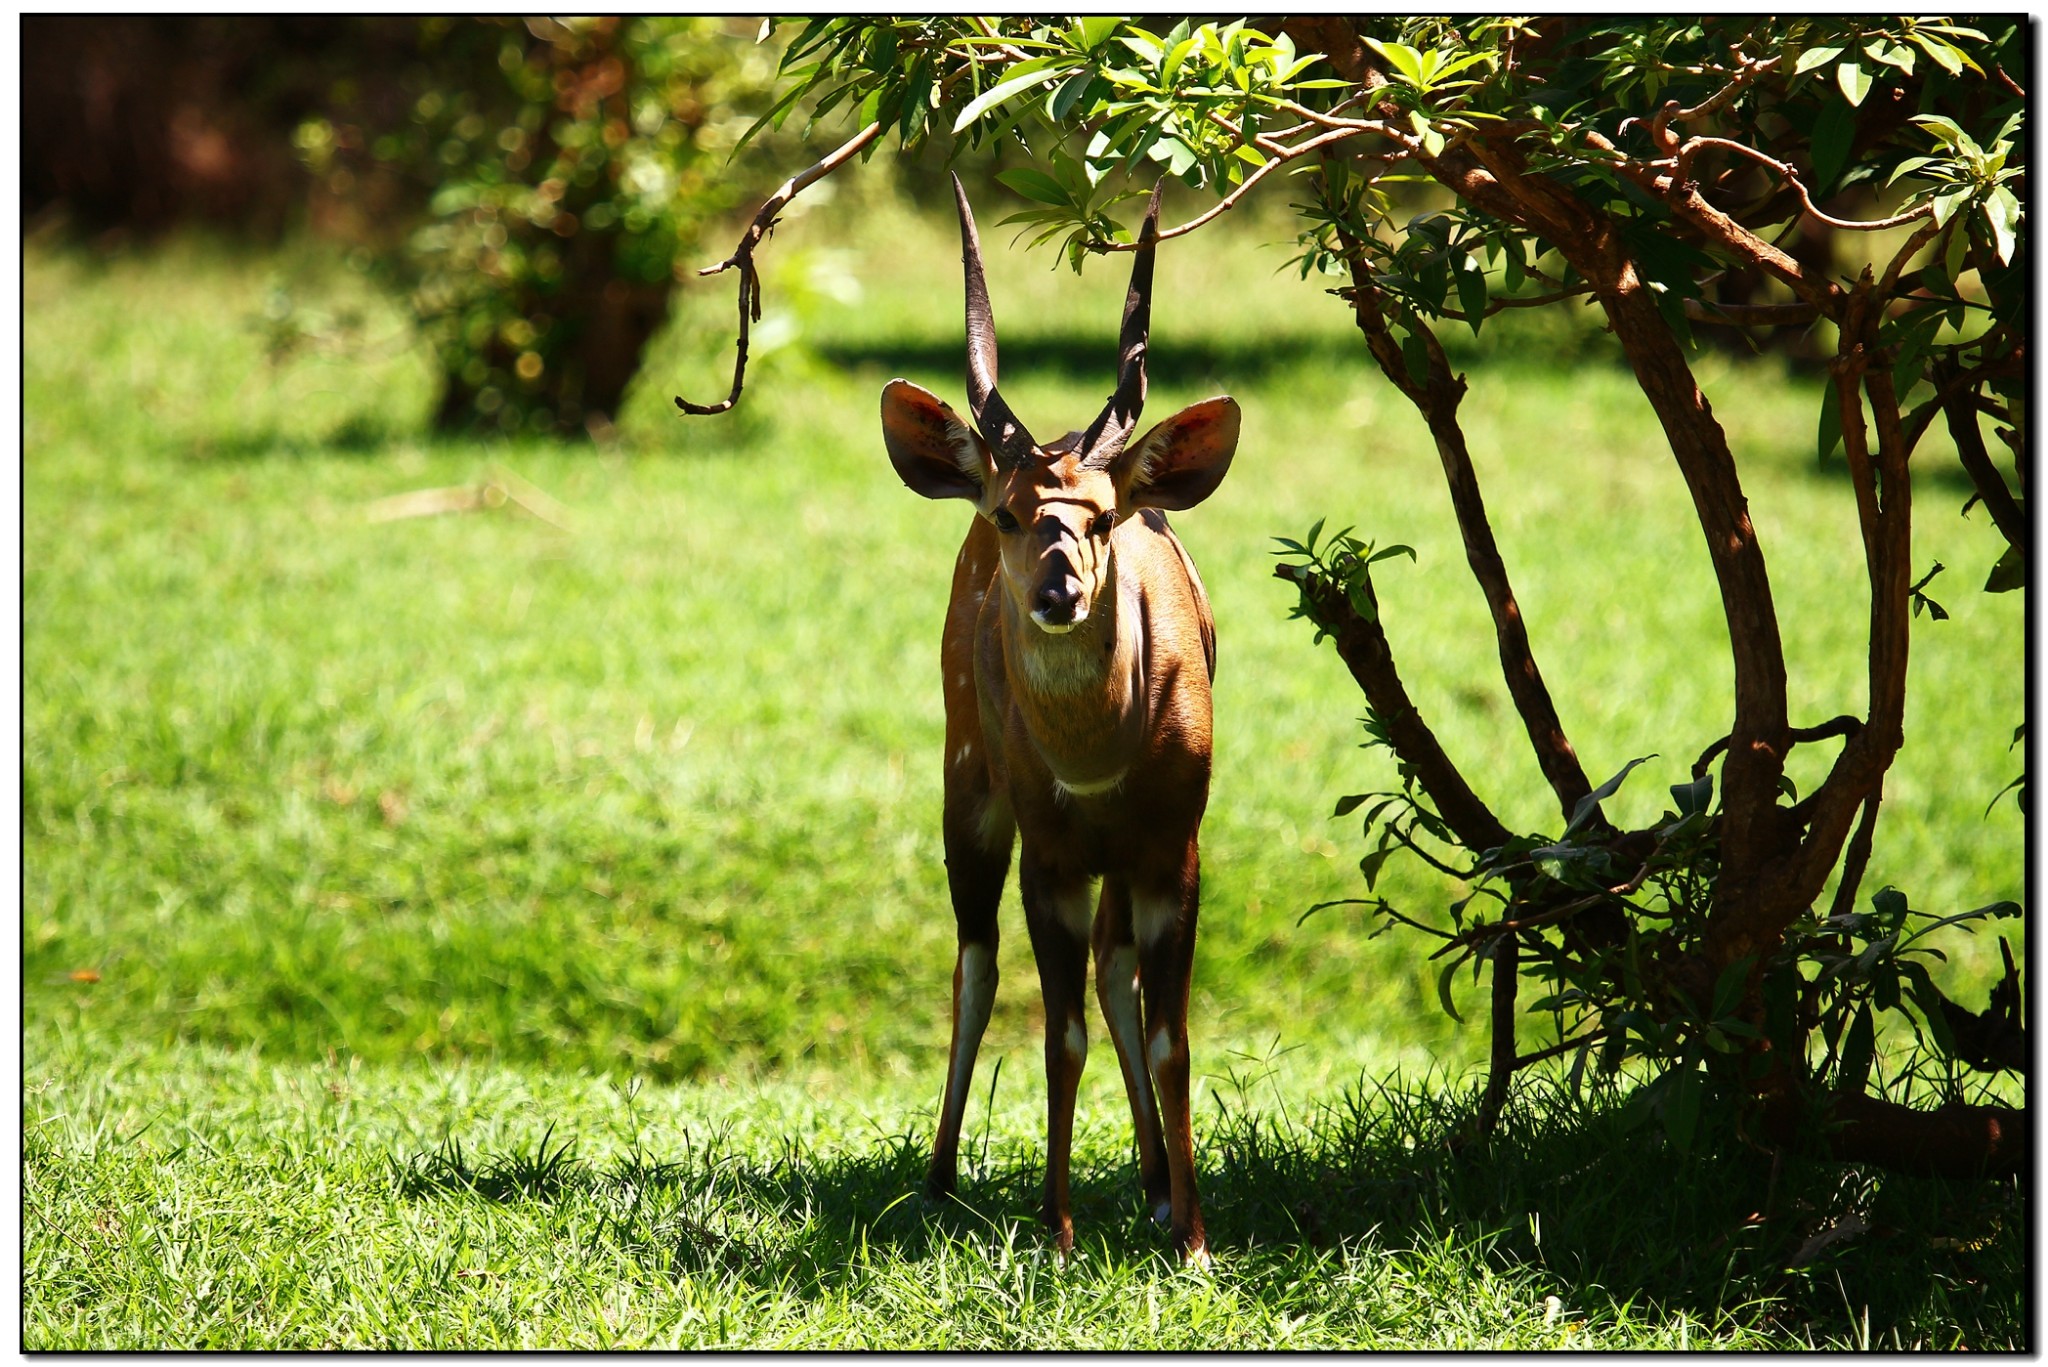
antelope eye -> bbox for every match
[1090,512,1115,538]
[991,507,1020,532]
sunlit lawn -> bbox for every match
[21,185,2024,1347]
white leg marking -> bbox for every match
[1149,1027,1174,1071]
[1099,946,1155,1130]
[1131,889,1178,947]
[948,945,998,1115]
[976,793,1013,849]
[953,743,975,768]
[1064,1015,1088,1062]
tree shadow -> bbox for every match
[390,1074,2023,1345]
[182,413,400,461]
[813,332,1359,389]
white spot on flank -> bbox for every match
[955,673,969,688]
[953,743,975,768]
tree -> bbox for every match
[681,17,2027,1177]
[300,17,786,435]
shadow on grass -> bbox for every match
[391,1074,2022,1346]
[814,333,1366,389]
[183,413,401,461]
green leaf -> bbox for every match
[1436,957,1465,1023]
[1817,380,1843,464]
[1074,15,1120,52]
[1810,98,1855,192]
[996,167,1071,207]
[951,59,1062,134]
[1984,186,2019,265]
[1400,329,1430,388]
[1793,44,1844,75]
[1566,755,1655,836]
[1453,254,1487,333]
[1836,60,1872,107]
[1909,33,1965,76]
[1985,544,2024,593]
[1333,793,1370,817]
[1362,38,1426,87]
[1838,1002,1876,1090]
[1368,543,1417,565]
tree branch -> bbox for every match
[674,119,884,417]
[1275,561,1512,853]
[1682,298,1821,327]
[1939,368,2028,556]
[1093,126,1369,251]
[1677,136,1933,232]
[1336,261,1598,826]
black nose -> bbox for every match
[1035,579,1080,623]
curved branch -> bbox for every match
[1693,715,1862,779]
[1673,56,1781,122]
[674,119,884,417]
[1677,136,1933,233]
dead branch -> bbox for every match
[674,119,883,417]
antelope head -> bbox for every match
[882,176,1240,634]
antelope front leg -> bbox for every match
[928,809,1011,1200]
[1134,854,1208,1265]
[1093,874,1171,1223]
[1021,862,1092,1255]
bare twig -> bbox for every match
[675,119,884,417]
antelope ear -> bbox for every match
[1116,397,1240,511]
[880,379,996,503]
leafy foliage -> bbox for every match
[298,17,785,433]
[738,13,2028,1157]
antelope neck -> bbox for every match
[1000,548,1146,787]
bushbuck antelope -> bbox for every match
[879,176,1239,1264]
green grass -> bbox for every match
[23,185,2025,1347]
